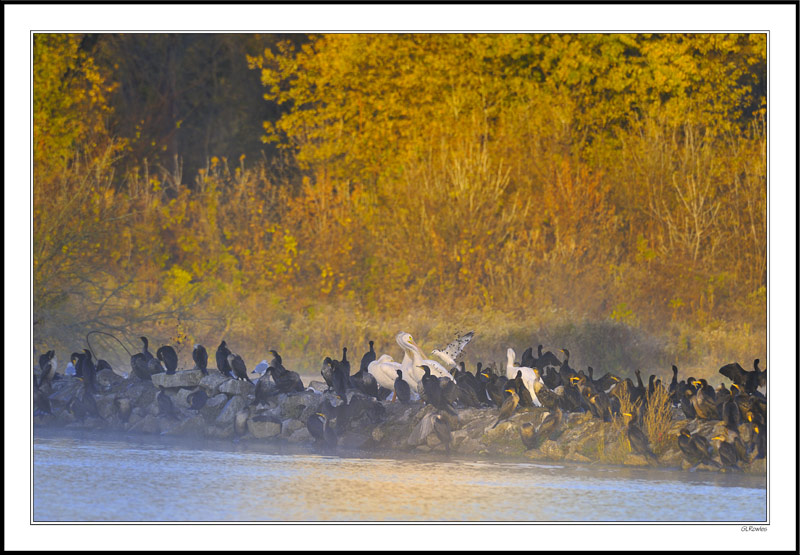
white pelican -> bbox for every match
[396,331,453,383]
[506,348,542,407]
[431,331,475,369]
[368,353,420,392]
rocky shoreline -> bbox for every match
[33,368,766,474]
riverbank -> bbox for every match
[33,369,766,474]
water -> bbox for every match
[33,429,766,522]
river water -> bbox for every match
[33,429,766,522]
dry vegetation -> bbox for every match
[33,34,766,376]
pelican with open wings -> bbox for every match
[431,331,475,369]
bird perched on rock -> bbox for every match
[308,412,337,449]
[491,388,519,429]
[228,352,253,383]
[38,350,57,389]
[622,412,658,465]
[157,345,179,375]
[320,357,335,391]
[78,349,98,393]
[192,344,208,375]
[140,336,155,362]
[433,413,452,453]
[216,341,233,378]
[157,386,179,420]
[186,389,209,411]
[359,340,376,375]
[677,428,720,470]
[266,366,304,394]
[711,434,740,470]
[394,369,412,404]
[519,422,536,450]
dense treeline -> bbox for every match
[33,33,766,376]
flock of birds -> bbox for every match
[33,330,767,470]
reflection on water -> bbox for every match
[33,429,766,522]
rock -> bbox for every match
[235,410,250,436]
[307,380,329,393]
[623,453,650,466]
[215,395,249,425]
[340,432,369,450]
[219,379,255,397]
[133,384,158,411]
[566,451,592,463]
[200,393,229,422]
[96,394,117,420]
[48,378,84,405]
[279,391,320,420]
[152,369,205,389]
[425,433,441,448]
[199,373,228,395]
[371,426,385,442]
[120,382,149,406]
[538,439,565,461]
[173,388,196,408]
[247,417,281,439]
[281,418,304,438]
[96,369,127,390]
[128,414,161,434]
[161,414,206,437]
[287,426,312,444]
[458,438,482,454]
[205,424,234,439]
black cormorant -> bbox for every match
[38,350,57,389]
[394,369,411,404]
[340,347,351,378]
[186,389,209,411]
[192,344,208,375]
[268,350,285,374]
[157,345,179,375]
[535,406,563,443]
[359,340,376,375]
[216,341,233,378]
[622,412,657,464]
[433,413,452,453]
[711,434,740,470]
[157,386,179,420]
[536,345,562,369]
[332,360,349,399]
[140,336,155,361]
[520,422,536,450]
[320,357,334,391]
[308,412,337,449]
[491,388,519,429]
[267,366,304,394]
[228,353,253,383]
[514,370,535,407]
[691,380,720,420]
[79,349,98,393]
